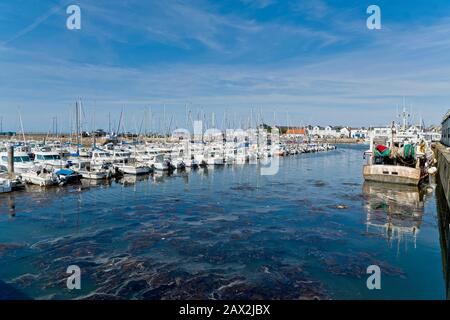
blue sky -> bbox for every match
[1,0,450,132]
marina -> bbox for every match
[0,102,449,300]
[2,0,450,306]
[0,113,339,187]
[0,143,449,299]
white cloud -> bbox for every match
[1,1,450,130]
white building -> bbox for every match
[308,125,338,138]
[351,128,368,139]
[335,126,351,138]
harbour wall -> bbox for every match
[436,143,450,209]
[435,142,450,298]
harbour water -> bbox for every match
[0,144,447,299]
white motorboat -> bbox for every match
[115,164,151,175]
[112,150,131,164]
[236,146,249,164]
[172,157,186,169]
[205,147,224,165]
[151,154,171,171]
[33,147,67,169]
[193,153,207,167]
[114,155,151,175]
[81,170,109,180]
[224,145,237,164]
[54,168,82,184]
[21,166,59,186]
[76,161,111,180]
[0,150,35,173]
[91,150,114,167]
[183,156,199,168]
[169,148,187,169]
[134,150,154,163]
[179,142,199,168]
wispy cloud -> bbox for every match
[1,1,450,131]
[291,0,330,19]
[1,1,70,45]
[74,0,341,58]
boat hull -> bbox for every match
[21,174,58,187]
[363,164,425,186]
[153,163,169,171]
[207,158,224,165]
[117,166,150,175]
[81,171,108,180]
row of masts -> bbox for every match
[10,101,302,142]
[397,97,425,131]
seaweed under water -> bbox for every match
[0,144,446,300]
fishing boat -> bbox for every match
[363,124,436,186]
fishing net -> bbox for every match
[396,144,417,166]
[374,145,390,157]
[402,144,415,159]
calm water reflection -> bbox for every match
[363,182,426,250]
[0,144,447,299]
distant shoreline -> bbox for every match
[0,134,366,145]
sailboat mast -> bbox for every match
[18,107,26,144]
[75,101,80,154]
[117,107,124,138]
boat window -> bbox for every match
[43,155,61,160]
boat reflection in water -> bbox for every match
[118,174,150,186]
[362,181,428,249]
